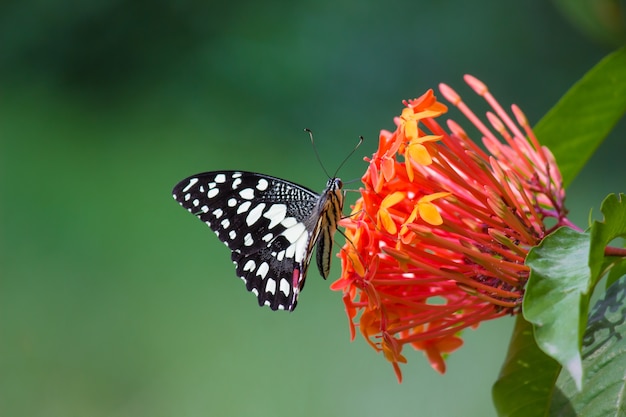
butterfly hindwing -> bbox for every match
[172,171,324,311]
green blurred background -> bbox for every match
[1,1,625,416]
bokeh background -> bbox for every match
[2,1,625,416]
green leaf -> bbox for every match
[590,194,626,287]
[493,316,561,417]
[523,228,592,391]
[534,47,626,188]
[550,276,626,416]
[606,258,626,289]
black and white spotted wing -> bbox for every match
[172,171,343,311]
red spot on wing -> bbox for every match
[292,266,301,290]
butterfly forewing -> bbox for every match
[172,171,342,311]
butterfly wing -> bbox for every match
[172,171,321,311]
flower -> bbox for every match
[331,75,571,382]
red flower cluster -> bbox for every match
[331,76,570,382]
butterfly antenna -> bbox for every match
[334,136,364,178]
[305,128,332,179]
[305,129,364,179]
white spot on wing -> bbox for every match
[243,233,254,246]
[201,205,209,213]
[281,217,297,228]
[228,198,237,207]
[257,262,269,278]
[281,222,306,243]
[192,199,199,207]
[263,204,287,229]
[239,188,255,200]
[262,233,273,242]
[237,201,251,214]
[229,230,237,240]
[232,172,242,178]
[279,278,290,296]
[265,278,276,295]
[182,178,198,192]
[256,178,269,191]
[252,288,259,296]
[221,218,230,229]
[208,188,219,198]
[285,232,310,264]
[232,178,242,189]
[246,203,266,226]
[215,174,226,183]
[244,260,256,271]
[212,208,224,218]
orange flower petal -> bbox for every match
[407,143,432,166]
[418,201,443,225]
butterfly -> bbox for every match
[172,171,344,311]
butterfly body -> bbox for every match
[172,171,343,311]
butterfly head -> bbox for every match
[325,177,344,207]
[327,177,343,192]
